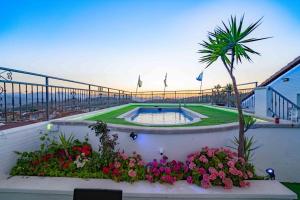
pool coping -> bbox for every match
[117,106,208,126]
[51,120,300,135]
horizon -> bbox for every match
[1,0,300,91]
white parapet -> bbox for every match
[0,176,297,200]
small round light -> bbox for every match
[130,132,138,140]
[266,168,275,180]
[47,123,53,131]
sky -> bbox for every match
[0,0,300,91]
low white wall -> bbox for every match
[0,117,299,182]
[0,122,48,178]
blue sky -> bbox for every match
[0,0,300,90]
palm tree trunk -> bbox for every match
[230,73,245,158]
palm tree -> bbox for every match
[198,15,270,157]
[224,83,233,94]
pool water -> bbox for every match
[123,107,201,125]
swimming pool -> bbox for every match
[118,107,206,125]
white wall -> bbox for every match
[254,87,269,118]
[0,122,47,178]
[1,120,300,182]
[269,64,300,104]
[57,124,300,182]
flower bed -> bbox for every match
[11,140,256,189]
[10,121,257,189]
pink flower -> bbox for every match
[223,178,233,189]
[219,171,226,179]
[165,167,171,175]
[238,157,245,164]
[187,176,193,184]
[199,155,208,163]
[138,160,145,166]
[208,167,218,174]
[218,163,224,169]
[229,167,243,177]
[227,160,236,168]
[203,174,210,182]
[189,162,196,170]
[247,171,253,178]
[152,160,158,168]
[129,161,135,168]
[184,165,189,173]
[198,167,206,175]
[201,179,211,189]
[188,156,195,162]
[209,173,217,181]
[146,175,153,182]
[128,169,137,178]
[114,162,121,169]
[120,152,128,160]
[207,149,215,157]
[159,166,165,172]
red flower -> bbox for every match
[112,168,120,176]
[102,167,110,174]
[81,145,91,156]
[32,160,40,166]
[72,146,82,153]
[62,160,72,169]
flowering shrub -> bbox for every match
[185,147,255,189]
[11,134,95,177]
[101,151,145,182]
[145,155,188,184]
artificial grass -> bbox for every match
[282,182,300,199]
[86,104,239,127]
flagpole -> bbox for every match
[199,80,203,102]
[135,75,140,101]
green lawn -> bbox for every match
[86,104,239,127]
[282,182,300,199]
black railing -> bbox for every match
[0,67,133,123]
[0,67,257,125]
[268,87,300,122]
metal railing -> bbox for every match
[0,67,257,125]
[0,67,133,123]
[268,87,300,122]
[133,82,257,106]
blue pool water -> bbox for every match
[125,107,199,125]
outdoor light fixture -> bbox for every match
[47,123,53,131]
[266,168,275,180]
[282,77,290,82]
[130,132,138,140]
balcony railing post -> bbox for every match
[107,88,110,105]
[88,84,91,111]
[152,92,154,103]
[118,90,121,105]
[45,77,49,120]
[174,91,176,103]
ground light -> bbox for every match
[266,168,275,180]
[130,132,138,140]
[47,123,53,131]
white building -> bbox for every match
[242,56,300,122]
